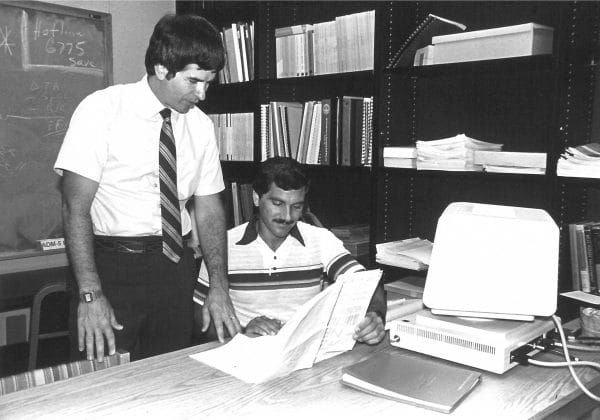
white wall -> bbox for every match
[46,0,175,84]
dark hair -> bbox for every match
[253,157,310,197]
[145,14,225,78]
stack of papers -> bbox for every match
[190,270,382,383]
[473,150,546,175]
[383,146,417,168]
[557,143,600,178]
[376,237,433,270]
[416,133,502,171]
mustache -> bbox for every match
[273,219,294,225]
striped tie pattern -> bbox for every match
[159,108,183,263]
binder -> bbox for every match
[388,14,465,68]
[341,352,480,413]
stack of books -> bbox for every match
[416,133,502,171]
[561,219,600,307]
[224,182,254,227]
[567,220,600,294]
[557,143,600,178]
[260,97,373,167]
[330,224,369,258]
[375,237,432,270]
[275,10,374,78]
[219,22,254,83]
[208,113,253,161]
[383,146,416,168]
[384,276,425,325]
[473,150,546,175]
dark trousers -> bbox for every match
[69,245,196,361]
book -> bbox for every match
[385,296,424,325]
[318,98,332,165]
[341,351,481,413]
[191,270,382,383]
[388,14,466,68]
[384,276,425,298]
[472,150,547,169]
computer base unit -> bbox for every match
[389,309,555,374]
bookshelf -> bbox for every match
[376,1,600,321]
[177,1,378,230]
[178,1,600,320]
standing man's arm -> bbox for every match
[61,170,122,361]
[193,192,241,342]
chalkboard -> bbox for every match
[0,1,111,267]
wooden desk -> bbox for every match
[0,321,598,419]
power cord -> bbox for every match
[524,315,600,402]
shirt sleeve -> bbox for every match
[193,113,224,196]
[53,91,108,181]
[315,226,364,282]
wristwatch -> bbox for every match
[80,290,103,303]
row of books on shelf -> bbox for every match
[208,113,253,161]
[383,134,547,174]
[275,10,374,78]
[260,96,373,166]
[224,181,254,228]
[218,21,255,84]
[568,220,600,295]
[375,237,433,270]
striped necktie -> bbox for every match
[159,108,183,263]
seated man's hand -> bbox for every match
[353,311,385,345]
[245,316,283,337]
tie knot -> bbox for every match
[160,108,171,121]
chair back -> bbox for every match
[1,350,129,396]
[28,281,69,370]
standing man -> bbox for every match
[193,157,386,344]
[54,14,241,362]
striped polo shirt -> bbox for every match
[193,219,363,327]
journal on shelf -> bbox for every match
[341,351,481,413]
[190,269,382,383]
[388,13,466,68]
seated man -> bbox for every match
[194,157,386,344]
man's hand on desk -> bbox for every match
[353,311,385,345]
[202,285,242,342]
[78,296,123,362]
[245,316,283,337]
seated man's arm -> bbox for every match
[353,284,386,345]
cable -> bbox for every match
[563,343,600,352]
[547,315,600,402]
[528,358,600,371]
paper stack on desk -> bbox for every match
[190,269,382,383]
[376,237,432,270]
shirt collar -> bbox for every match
[136,75,180,122]
[236,214,305,247]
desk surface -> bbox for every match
[1,320,598,420]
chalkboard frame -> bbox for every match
[0,1,112,274]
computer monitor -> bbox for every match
[423,202,559,321]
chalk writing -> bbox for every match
[0,25,15,55]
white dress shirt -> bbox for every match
[54,76,224,237]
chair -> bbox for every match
[28,281,69,370]
[0,350,130,396]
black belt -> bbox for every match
[94,234,190,254]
